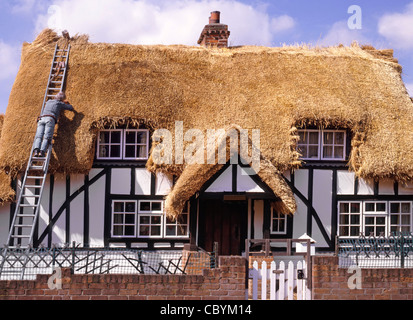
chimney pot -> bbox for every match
[209,11,220,24]
[198,11,230,48]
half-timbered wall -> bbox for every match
[1,165,412,252]
[287,167,413,251]
[1,167,181,249]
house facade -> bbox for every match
[0,13,412,255]
[1,147,412,254]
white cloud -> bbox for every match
[318,21,370,47]
[378,2,413,49]
[34,0,296,46]
[0,41,20,82]
[270,15,295,34]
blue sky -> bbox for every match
[0,0,413,115]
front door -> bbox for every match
[199,199,247,255]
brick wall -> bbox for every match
[3,254,411,300]
[312,255,413,300]
[0,256,247,300]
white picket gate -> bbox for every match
[249,260,311,300]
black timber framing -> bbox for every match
[289,166,413,252]
[83,174,90,247]
[330,169,338,251]
[65,175,71,244]
[28,166,191,249]
[284,167,338,251]
[34,168,108,247]
[188,196,198,248]
[47,174,54,247]
[306,168,313,236]
[10,159,411,252]
[198,158,295,249]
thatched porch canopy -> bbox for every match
[0,29,412,206]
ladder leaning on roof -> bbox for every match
[5,43,71,249]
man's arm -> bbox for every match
[61,100,74,111]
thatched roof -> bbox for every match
[162,124,297,217]
[0,114,15,203]
[0,29,413,211]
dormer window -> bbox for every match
[97,129,149,160]
[298,129,346,161]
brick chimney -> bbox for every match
[198,11,230,48]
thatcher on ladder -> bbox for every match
[33,91,74,157]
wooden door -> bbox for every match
[199,199,247,255]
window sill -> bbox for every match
[93,161,148,168]
[299,160,348,168]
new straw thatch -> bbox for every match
[0,114,15,203]
[162,124,296,217]
[0,29,412,214]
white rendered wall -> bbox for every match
[50,175,67,246]
[205,166,232,192]
[0,203,10,246]
[155,173,173,195]
[237,166,264,193]
[69,174,85,246]
[135,168,151,195]
[111,168,131,195]
[311,170,332,247]
[337,170,355,195]
[88,169,105,247]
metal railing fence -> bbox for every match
[0,242,216,280]
[336,232,413,268]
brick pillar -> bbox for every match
[182,245,213,275]
[217,256,248,299]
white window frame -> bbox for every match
[270,207,287,235]
[111,200,137,238]
[138,200,164,214]
[363,201,387,236]
[96,128,149,160]
[338,201,362,238]
[110,199,191,239]
[389,201,412,234]
[297,129,346,161]
[164,202,190,238]
[363,201,387,215]
[123,129,150,160]
[338,200,413,238]
[137,200,164,238]
[363,214,387,237]
[321,130,346,161]
[297,129,320,160]
[97,129,123,160]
